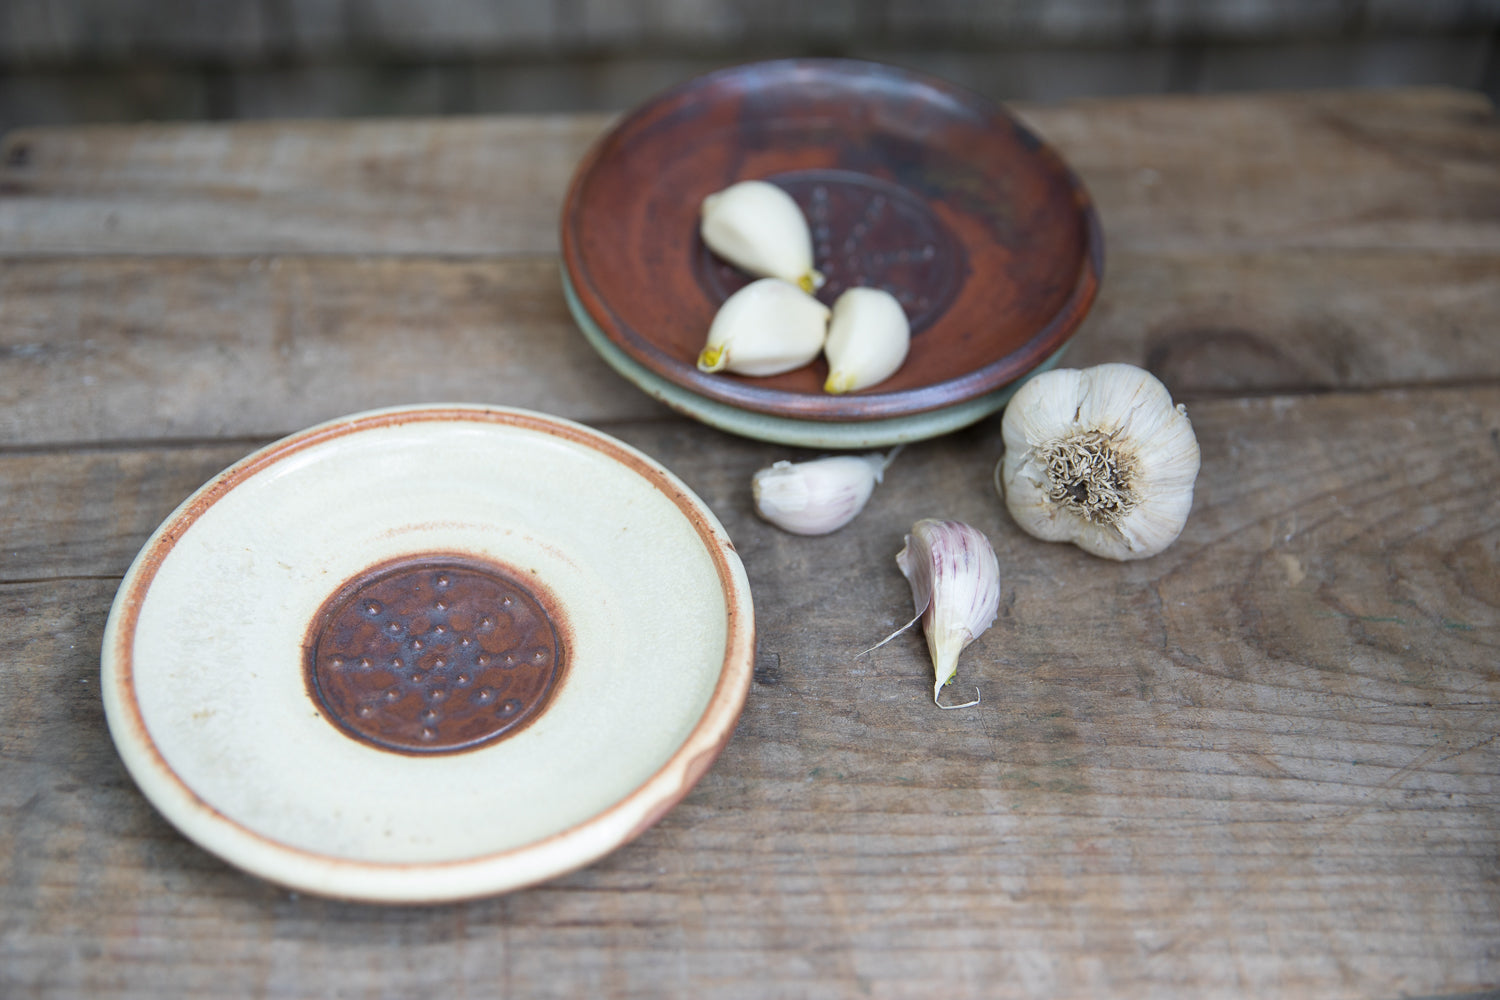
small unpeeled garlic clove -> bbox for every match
[823,287,910,394]
[997,362,1200,560]
[697,278,831,377]
[752,451,892,535]
[894,519,1000,708]
[700,180,825,293]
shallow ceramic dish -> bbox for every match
[561,58,1102,436]
[563,266,1068,449]
[100,405,754,903]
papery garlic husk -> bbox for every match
[998,363,1200,561]
[752,452,890,535]
[697,278,831,376]
[700,180,825,293]
[823,287,911,394]
[895,519,1001,706]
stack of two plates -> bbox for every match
[561,59,1103,449]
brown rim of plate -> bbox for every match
[561,57,1104,423]
[101,406,754,902]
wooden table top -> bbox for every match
[2,87,1497,999]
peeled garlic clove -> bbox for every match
[701,180,824,293]
[698,278,830,377]
[823,287,910,394]
[997,363,1201,561]
[752,453,889,535]
[895,519,1000,706]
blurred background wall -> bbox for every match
[2,0,1498,134]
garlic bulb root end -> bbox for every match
[824,371,855,395]
[697,346,726,373]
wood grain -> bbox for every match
[0,115,610,257]
[1069,248,1500,398]
[1016,88,1500,253]
[2,90,1495,258]
[0,442,251,581]
[2,90,1498,999]
[2,386,1497,999]
[0,256,667,446]
[2,248,1496,446]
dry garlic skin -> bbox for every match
[700,181,823,293]
[823,287,911,394]
[698,278,831,377]
[752,454,886,535]
[896,519,1001,704]
[999,363,1200,560]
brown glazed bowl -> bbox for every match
[561,58,1103,424]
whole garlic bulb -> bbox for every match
[697,278,831,377]
[700,180,825,293]
[997,363,1200,561]
[823,287,910,394]
[752,452,891,535]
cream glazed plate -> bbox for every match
[100,405,754,903]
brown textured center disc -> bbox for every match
[304,556,566,755]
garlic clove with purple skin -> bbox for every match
[895,519,1000,707]
[751,452,891,535]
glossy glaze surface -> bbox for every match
[562,58,1102,423]
[305,554,567,754]
[100,405,754,902]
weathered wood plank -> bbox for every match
[4,87,1498,1000]
[1069,247,1500,397]
[0,114,610,257]
[2,90,1495,257]
[0,255,669,447]
[3,386,1496,998]
[0,442,250,581]
[1015,87,1500,253]
[2,247,1497,448]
